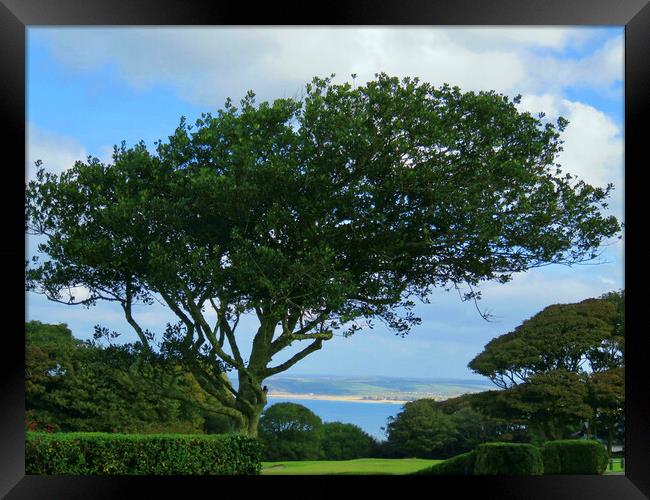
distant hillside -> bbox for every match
[260,375,494,401]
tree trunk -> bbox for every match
[245,408,263,437]
[607,426,613,456]
[235,369,267,437]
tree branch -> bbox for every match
[209,297,244,367]
[123,285,151,350]
[264,332,333,377]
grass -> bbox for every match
[261,456,625,475]
[604,458,625,474]
[261,458,443,475]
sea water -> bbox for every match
[265,396,403,441]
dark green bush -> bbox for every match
[26,432,261,475]
[258,403,323,461]
[541,440,609,474]
[474,442,544,475]
[412,450,476,475]
[541,443,562,474]
[321,422,376,460]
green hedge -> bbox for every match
[474,442,544,475]
[26,432,261,475]
[412,450,476,475]
[541,440,608,475]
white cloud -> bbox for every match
[55,285,92,303]
[26,123,87,180]
[477,266,623,306]
[26,123,116,180]
[516,95,624,218]
[32,27,621,107]
[521,34,623,96]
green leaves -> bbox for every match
[258,403,324,460]
[468,297,622,388]
[385,400,458,458]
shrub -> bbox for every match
[385,400,458,458]
[540,443,562,474]
[474,442,544,475]
[541,439,609,474]
[412,450,477,475]
[258,402,323,460]
[321,422,376,460]
[25,432,261,475]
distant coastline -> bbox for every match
[267,392,422,404]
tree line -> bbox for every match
[384,290,624,457]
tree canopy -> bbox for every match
[467,291,625,444]
[468,296,622,389]
[321,422,377,460]
[258,402,323,460]
[25,73,621,435]
[385,399,458,458]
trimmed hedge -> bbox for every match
[412,450,476,475]
[541,440,609,475]
[474,442,544,475]
[26,432,261,475]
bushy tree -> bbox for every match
[26,73,621,436]
[468,292,625,444]
[473,370,592,441]
[468,298,621,389]
[321,422,377,460]
[25,321,206,433]
[586,367,624,454]
[385,399,458,458]
[258,402,323,460]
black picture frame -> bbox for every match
[2,1,648,498]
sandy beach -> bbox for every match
[267,392,411,404]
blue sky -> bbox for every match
[26,27,624,381]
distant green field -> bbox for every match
[261,458,442,475]
[262,375,492,398]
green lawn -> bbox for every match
[261,457,625,475]
[261,458,442,475]
[604,458,625,474]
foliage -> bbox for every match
[26,72,621,435]
[385,399,458,458]
[384,394,525,459]
[468,298,621,389]
[585,367,624,453]
[541,439,609,474]
[473,442,544,475]
[540,442,562,474]
[258,403,324,460]
[203,413,239,434]
[472,370,592,441]
[436,393,529,452]
[412,450,477,475]
[25,321,208,434]
[468,292,625,444]
[25,432,261,475]
[321,422,377,460]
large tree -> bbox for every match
[468,291,625,443]
[25,73,620,436]
[468,297,622,389]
